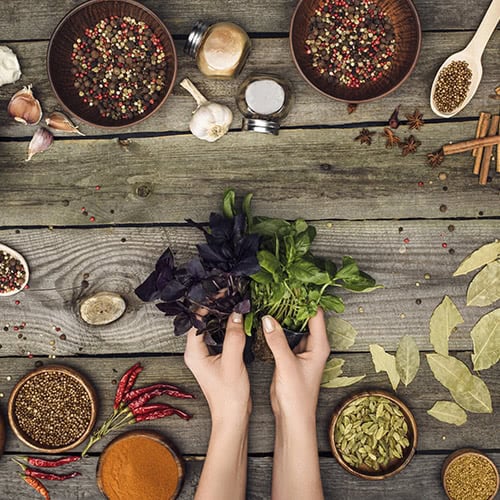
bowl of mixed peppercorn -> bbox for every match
[47,0,177,128]
[290,0,421,103]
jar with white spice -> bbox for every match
[236,74,293,135]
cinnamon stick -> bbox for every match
[443,135,500,155]
[473,114,491,174]
[479,115,499,185]
[497,119,500,173]
[472,112,491,157]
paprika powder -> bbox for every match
[97,431,183,500]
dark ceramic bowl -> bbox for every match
[47,0,177,129]
[329,390,418,480]
[290,0,422,103]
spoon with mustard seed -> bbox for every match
[430,0,499,118]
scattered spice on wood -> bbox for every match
[347,103,358,114]
[443,453,498,500]
[400,135,421,156]
[388,105,401,129]
[354,128,376,146]
[406,109,424,130]
[427,150,445,167]
[381,127,401,149]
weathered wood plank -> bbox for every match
[1,453,498,500]
[0,222,498,356]
[0,124,499,225]
[0,355,498,455]
[0,0,495,41]
[0,33,498,136]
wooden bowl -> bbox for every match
[47,0,177,129]
[290,0,422,103]
[329,390,418,480]
[8,365,98,453]
[0,243,29,297]
[442,449,499,500]
[97,430,184,500]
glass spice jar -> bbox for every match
[184,21,251,79]
[236,73,293,135]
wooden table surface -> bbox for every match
[0,0,499,498]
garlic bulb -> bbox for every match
[26,127,53,161]
[45,111,85,135]
[180,78,232,142]
[0,46,21,87]
[8,85,42,125]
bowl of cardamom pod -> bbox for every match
[329,390,417,480]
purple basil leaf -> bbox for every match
[187,283,207,303]
[174,313,192,336]
[186,258,207,279]
[160,280,186,302]
[156,248,175,274]
[135,271,160,302]
[232,213,246,242]
[209,212,233,242]
[203,332,217,346]
[233,299,251,314]
[198,243,227,265]
[231,256,260,276]
[156,302,186,315]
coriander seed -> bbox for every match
[433,60,472,114]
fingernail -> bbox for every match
[262,316,275,334]
[232,312,243,324]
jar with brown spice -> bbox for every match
[184,21,251,79]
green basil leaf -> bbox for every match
[320,295,345,313]
[244,311,254,336]
[251,218,291,237]
[294,219,308,234]
[335,256,360,280]
[222,189,236,218]
[326,316,357,350]
[251,270,273,285]
[340,271,380,292]
[294,231,312,257]
[257,250,281,277]
[470,308,500,371]
[427,401,467,426]
[288,260,330,285]
[242,192,253,229]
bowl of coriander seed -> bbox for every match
[329,390,417,479]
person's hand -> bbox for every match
[263,309,330,422]
[184,312,251,424]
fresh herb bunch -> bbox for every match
[245,210,379,334]
[135,190,260,347]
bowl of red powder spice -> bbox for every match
[97,430,184,500]
[47,0,177,129]
[290,0,421,103]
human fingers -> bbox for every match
[221,312,246,362]
[262,315,295,367]
[184,326,210,369]
[305,309,330,359]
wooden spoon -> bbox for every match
[430,0,500,118]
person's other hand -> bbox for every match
[184,312,251,424]
[263,309,330,422]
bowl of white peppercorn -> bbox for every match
[8,365,98,453]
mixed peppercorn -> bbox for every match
[0,250,26,294]
[305,0,396,87]
[71,16,168,120]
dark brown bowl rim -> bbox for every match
[329,389,418,480]
[7,364,98,453]
[96,429,185,499]
[442,448,500,500]
[289,0,422,103]
[46,0,178,129]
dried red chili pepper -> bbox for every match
[123,383,194,404]
[128,386,195,410]
[14,459,80,481]
[123,363,143,398]
[19,455,80,468]
[114,362,143,409]
[134,407,192,422]
[20,474,51,500]
[130,403,173,416]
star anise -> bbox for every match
[347,103,358,114]
[427,149,445,167]
[406,109,424,130]
[381,127,401,149]
[354,128,376,145]
[400,135,421,156]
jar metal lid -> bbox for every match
[184,21,210,57]
[242,118,280,135]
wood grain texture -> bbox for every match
[0,33,498,137]
[0,0,496,41]
[0,355,498,456]
[0,222,498,356]
[1,123,500,226]
[1,452,498,500]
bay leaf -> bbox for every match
[395,335,420,386]
[467,261,500,307]
[427,401,467,426]
[321,358,345,384]
[321,375,366,388]
[471,308,500,371]
[453,240,500,276]
[326,316,358,350]
[426,353,492,413]
[369,344,400,390]
[429,296,464,356]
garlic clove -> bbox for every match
[0,46,22,87]
[45,111,85,135]
[26,127,54,162]
[8,85,42,125]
